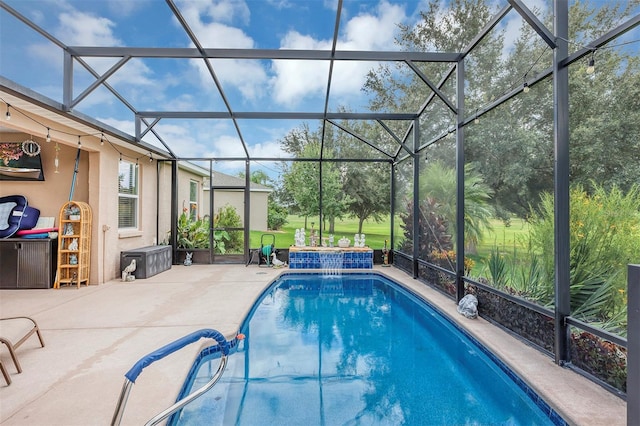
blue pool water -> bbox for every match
[172,273,565,425]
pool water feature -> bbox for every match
[172,273,566,425]
[319,251,344,275]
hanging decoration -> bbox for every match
[0,142,23,166]
[0,98,154,164]
[22,137,41,156]
[54,142,60,174]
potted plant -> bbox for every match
[176,210,211,263]
[174,208,234,264]
[65,205,81,220]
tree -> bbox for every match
[238,169,289,230]
[319,162,351,233]
[365,0,640,218]
[419,161,494,250]
[238,170,271,186]
[279,122,357,231]
[282,143,320,227]
[343,162,390,234]
[332,118,392,234]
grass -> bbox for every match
[472,217,530,257]
[250,215,392,249]
[250,215,530,257]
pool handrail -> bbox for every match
[111,328,231,426]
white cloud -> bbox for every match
[339,1,405,51]
[25,7,158,97]
[175,1,269,101]
[57,11,120,46]
[151,122,201,156]
[27,43,63,72]
[178,0,251,27]
[266,0,295,10]
[209,134,246,157]
[97,117,135,136]
[107,0,151,17]
[271,1,406,107]
[248,139,289,158]
[108,59,155,86]
[22,0,410,156]
[270,32,331,106]
[175,0,406,108]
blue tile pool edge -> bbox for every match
[171,271,568,426]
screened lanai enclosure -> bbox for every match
[1,0,639,416]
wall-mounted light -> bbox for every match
[148,152,153,163]
[46,128,51,142]
[5,104,10,121]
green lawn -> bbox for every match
[250,215,530,256]
[250,215,392,249]
[473,217,530,257]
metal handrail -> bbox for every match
[144,355,228,426]
[111,329,234,426]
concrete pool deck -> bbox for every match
[0,265,626,425]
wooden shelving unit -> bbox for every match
[54,201,92,289]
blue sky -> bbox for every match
[1,0,637,174]
[2,0,435,166]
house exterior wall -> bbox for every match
[105,147,159,282]
[156,161,173,243]
[1,118,158,284]
[248,191,269,231]
[202,189,269,231]
[156,162,207,240]
[1,132,90,218]
[1,114,270,284]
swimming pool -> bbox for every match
[171,272,566,425]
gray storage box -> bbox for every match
[120,245,171,279]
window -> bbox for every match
[118,160,139,229]
[189,180,198,220]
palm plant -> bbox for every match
[419,161,494,250]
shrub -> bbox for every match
[529,183,639,332]
[268,197,288,230]
[177,210,210,249]
[214,204,243,253]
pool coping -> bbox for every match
[176,270,568,425]
[0,265,626,425]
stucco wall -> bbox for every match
[156,163,271,239]
[1,119,159,284]
[2,124,268,285]
[1,133,89,216]
[201,189,269,231]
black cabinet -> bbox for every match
[0,238,57,289]
[121,245,171,279]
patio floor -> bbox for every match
[0,265,626,425]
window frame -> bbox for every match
[118,160,139,230]
[189,179,198,220]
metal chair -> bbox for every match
[0,316,45,378]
